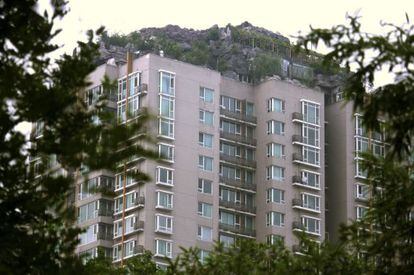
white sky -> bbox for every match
[18,0,412,135]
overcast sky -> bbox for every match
[49,0,412,53]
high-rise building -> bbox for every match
[70,53,326,266]
[325,90,385,242]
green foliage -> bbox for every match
[299,14,414,273]
[183,41,210,65]
[207,26,220,41]
[100,31,129,47]
[0,1,157,273]
[249,53,282,83]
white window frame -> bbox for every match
[356,183,369,200]
[301,193,321,212]
[199,109,214,126]
[267,120,285,135]
[198,179,212,194]
[159,95,175,119]
[156,166,174,186]
[267,97,285,113]
[159,71,175,96]
[156,190,174,209]
[266,211,285,227]
[300,170,321,189]
[198,202,213,219]
[155,214,173,234]
[266,188,285,204]
[199,132,213,148]
[159,118,174,139]
[301,215,321,235]
[155,239,173,258]
[266,165,285,181]
[158,143,174,162]
[197,225,213,242]
[266,143,285,158]
[301,100,320,125]
[200,87,214,103]
[198,155,213,171]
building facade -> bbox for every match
[68,53,326,265]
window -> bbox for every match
[356,137,369,154]
[200,87,214,103]
[302,125,320,147]
[220,142,240,157]
[118,77,127,101]
[113,239,137,261]
[155,214,173,234]
[159,143,174,162]
[267,143,285,158]
[199,110,214,126]
[301,193,321,212]
[267,120,285,135]
[198,202,212,218]
[79,224,97,245]
[266,166,285,181]
[198,225,213,242]
[335,92,344,102]
[156,167,174,186]
[220,96,241,112]
[246,102,254,116]
[114,215,139,237]
[159,96,174,118]
[219,165,240,180]
[219,234,234,247]
[198,155,213,171]
[356,206,368,220]
[220,188,240,203]
[198,179,212,194]
[266,234,284,245]
[301,216,320,235]
[220,120,241,134]
[301,171,320,189]
[155,239,172,258]
[372,142,385,157]
[128,95,140,117]
[198,250,210,263]
[156,191,173,209]
[302,101,320,125]
[199,133,213,148]
[114,192,140,213]
[355,115,367,136]
[266,188,285,204]
[159,71,175,96]
[117,102,126,123]
[355,160,368,178]
[356,184,369,200]
[220,211,238,226]
[267,98,285,112]
[302,146,320,165]
[159,118,174,138]
[266,212,285,227]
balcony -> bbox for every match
[98,208,114,217]
[292,198,302,208]
[220,108,257,124]
[219,223,256,237]
[133,245,144,255]
[220,131,257,146]
[133,220,145,231]
[219,199,256,214]
[292,112,304,122]
[134,196,145,207]
[220,153,257,168]
[292,153,303,162]
[97,231,113,241]
[138,83,148,94]
[292,221,305,231]
[292,135,304,144]
[219,176,256,191]
[292,175,302,184]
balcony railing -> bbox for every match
[292,198,302,207]
[133,220,145,231]
[220,153,257,168]
[134,196,145,207]
[292,221,304,231]
[292,135,304,143]
[97,231,113,241]
[133,245,144,255]
[220,108,257,124]
[219,199,256,214]
[292,153,303,162]
[98,208,114,217]
[219,223,256,237]
[292,112,304,121]
[220,131,257,146]
[292,175,302,184]
[219,176,256,191]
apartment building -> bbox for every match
[44,53,326,265]
[325,90,385,242]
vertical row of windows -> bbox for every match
[117,72,142,122]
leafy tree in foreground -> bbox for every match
[0,0,157,273]
[298,14,414,273]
